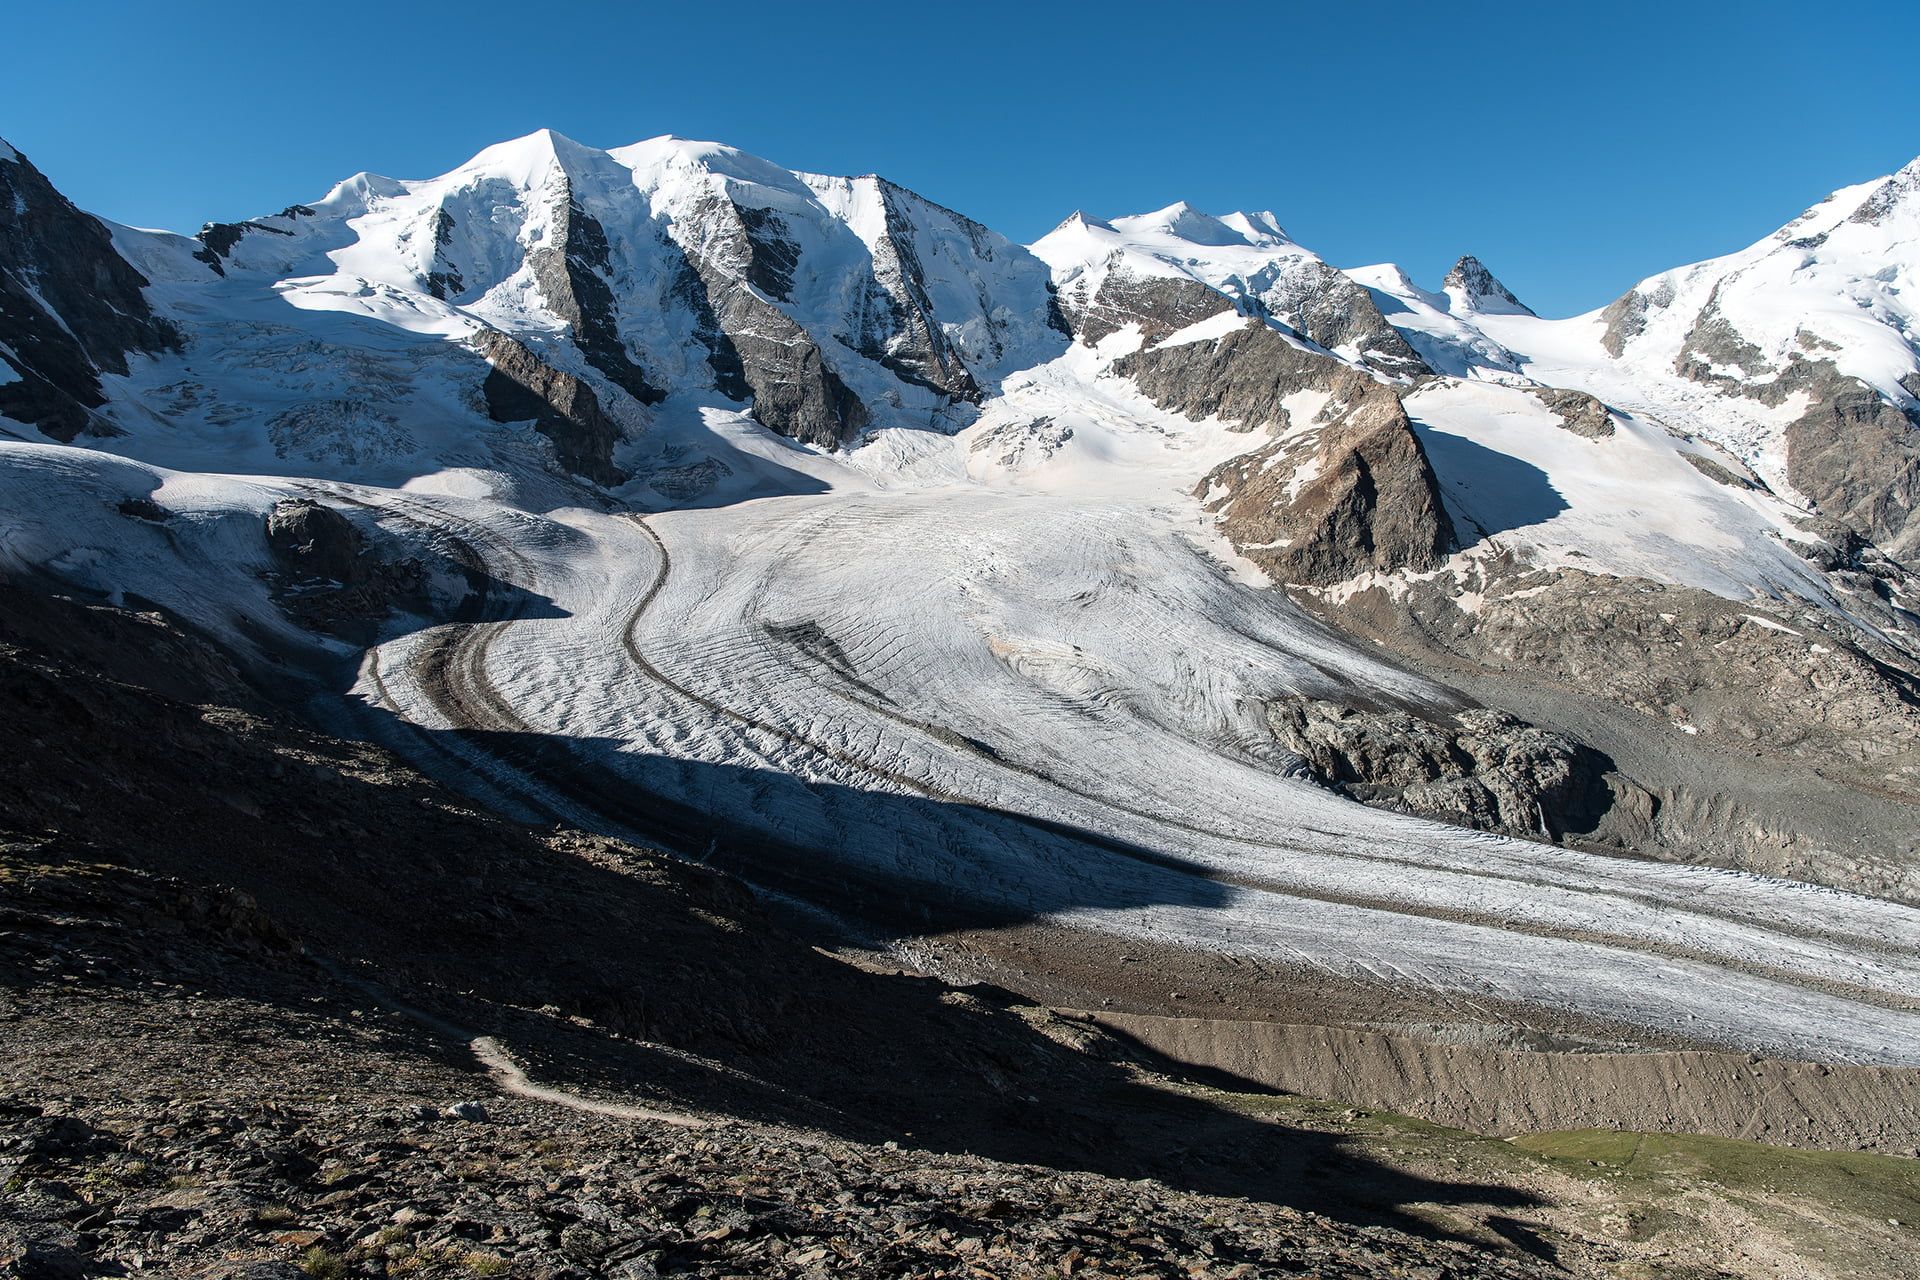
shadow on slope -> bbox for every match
[369,720,1239,938]
[0,582,1544,1244]
[1413,428,1569,545]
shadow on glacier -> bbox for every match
[1412,426,1569,544]
[372,718,1239,935]
[615,410,835,512]
[342,720,1546,1240]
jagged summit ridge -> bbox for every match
[103,129,1068,455]
[1443,255,1533,316]
[1033,199,1425,376]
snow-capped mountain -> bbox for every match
[1032,203,1428,378]
[1357,160,1920,560]
[8,130,1066,488]
[7,131,1920,1067]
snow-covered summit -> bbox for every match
[1032,199,1315,292]
[1591,153,1920,404]
[1032,200,1425,375]
[104,129,1071,455]
[1442,255,1533,316]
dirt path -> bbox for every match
[310,952,708,1128]
[468,1036,705,1127]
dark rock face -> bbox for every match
[1671,286,1769,384]
[672,192,869,448]
[1058,257,1424,378]
[194,219,289,275]
[265,499,365,583]
[1361,565,1920,779]
[1779,364,1920,563]
[262,499,427,634]
[1055,269,1235,345]
[0,142,178,439]
[735,203,801,301]
[191,205,313,276]
[1444,255,1533,316]
[423,207,465,300]
[1671,294,1920,561]
[1115,315,1336,429]
[1202,376,1455,586]
[1847,156,1920,227]
[1265,261,1430,378]
[668,254,751,401]
[1108,317,1454,584]
[1269,696,1609,840]
[1322,558,1920,899]
[1598,287,1653,357]
[1683,452,1764,491]
[1529,387,1614,438]
[476,330,627,485]
[841,180,984,402]
[526,183,663,406]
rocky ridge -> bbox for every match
[0,144,178,440]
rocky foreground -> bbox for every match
[2,584,1916,1280]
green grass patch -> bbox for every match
[1511,1129,1920,1226]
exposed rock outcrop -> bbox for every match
[0,141,178,439]
[1444,255,1533,316]
[1313,558,1920,897]
[1597,283,1662,357]
[1359,565,1920,777]
[1779,362,1920,563]
[1528,387,1614,438]
[1683,451,1764,490]
[1053,268,1236,345]
[265,499,365,583]
[670,192,869,447]
[422,207,464,299]
[193,211,301,275]
[475,331,627,485]
[840,179,986,401]
[1163,355,1456,585]
[263,498,427,634]
[1670,293,1920,560]
[1268,695,1611,840]
[1114,313,1332,426]
[1104,314,1453,584]
[1263,260,1430,378]
[526,183,663,406]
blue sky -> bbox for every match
[4,1,1915,316]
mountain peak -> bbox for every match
[1844,153,1920,227]
[1443,254,1533,316]
[1219,209,1290,244]
[454,128,609,187]
[1124,202,1254,247]
[1054,209,1115,233]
